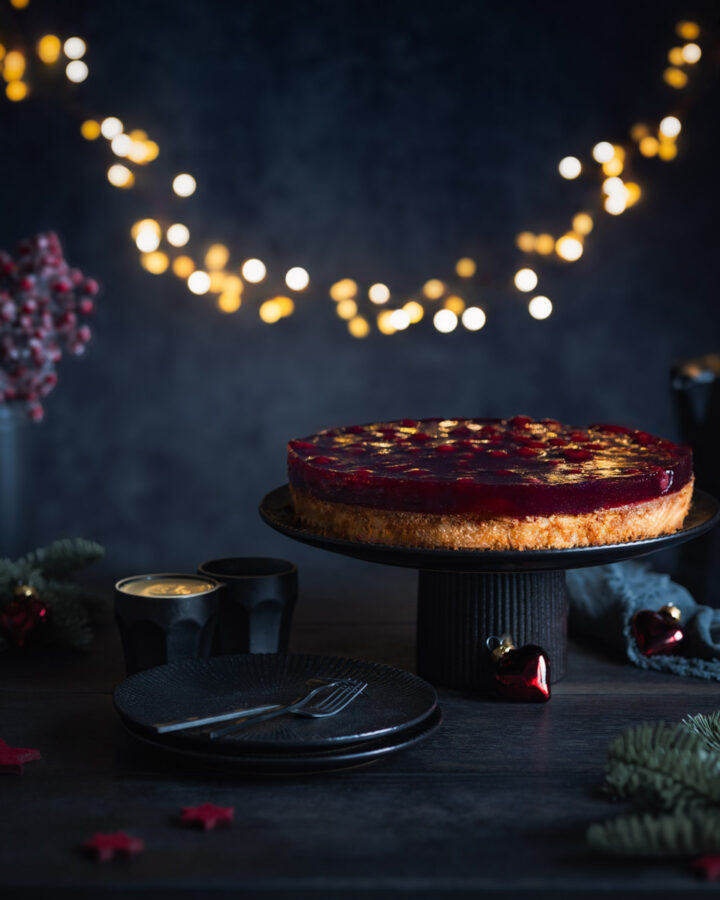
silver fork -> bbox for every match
[208,679,367,740]
[152,678,358,735]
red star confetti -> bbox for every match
[691,856,720,881]
[0,737,41,774]
[180,803,234,831]
[83,832,144,862]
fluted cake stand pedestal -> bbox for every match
[260,486,719,690]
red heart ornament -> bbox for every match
[493,644,551,702]
[0,596,48,648]
[631,608,684,656]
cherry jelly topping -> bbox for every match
[287,418,692,517]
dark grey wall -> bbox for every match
[1,0,718,575]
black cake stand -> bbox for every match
[259,486,720,689]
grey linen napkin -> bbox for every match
[567,561,720,680]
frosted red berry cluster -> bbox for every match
[0,232,98,421]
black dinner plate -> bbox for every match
[259,485,720,572]
[114,653,438,753]
[119,707,442,774]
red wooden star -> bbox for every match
[83,833,144,862]
[0,737,41,774]
[180,803,235,831]
[692,856,720,881]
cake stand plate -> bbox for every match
[259,486,720,689]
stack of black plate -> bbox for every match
[114,653,441,773]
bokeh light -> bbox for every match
[63,37,86,59]
[9,0,30,7]
[172,256,195,279]
[514,268,537,292]
[516,232,535,253]
[658,141,678,161]
[37,35,61,64]
[241,258,266,283]
[444,295,465,315]
[5,81,28,101]
[348,316,370,339]
[455,257,477,278]
[676,21,700,41]
[664,67,688,89]
[111,133,132,157]
[535,234,555,255]
[377,310,396,335]
[659,116,682,138]
[461,307,486,331]
[205,244,229,270]
[602,157,623,177]
[336,299,357,320]
[66,60,89,83]
[604,193,626,215]
[107,164,133,188]
[187,271,211,295]
[274,296,295,317]
[285,267,310,291]
[433,309,458,333]
[259,300,282,323]
[625,182,641,206]
[218,291,241,314]
[682,43,701,64]
[368,283,390,304]
[555,235,583,262]
[592,142,614,164]
[172,173,196,197]
[630,123,649,141]
[134,223,161,252]
[403,301,424,323]
[3,51,25,80]
[602,176,625,196]
[558,156,582,179]
[80,119,101,140]
[389,309,410,331]
[101,117,123,139]
[422,279,445,300]
[528,296,552,320]
[639,136,659,157]
[141,252,169,275]
[330,279,357,301]
[572,213,593,235]
[166,224,190,247]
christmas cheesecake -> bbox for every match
[287,417,693,550]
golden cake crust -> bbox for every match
[290,480,694,551]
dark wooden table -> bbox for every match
[2,560,719,899]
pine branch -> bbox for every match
[683,712,720,755]
[19,538,104,578]
[588,811,720,857]
[603,722,720,812]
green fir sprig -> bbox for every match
[0,538,105,652]
[589,716,720,857]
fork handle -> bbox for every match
[153,703,281,734]
[208,704,298,739]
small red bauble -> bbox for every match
[0,585,48,648]
[631,604,684,656]
[83,833,144,862]
[0,737,41,774]
[692,856,720,881]
[180,803,235,831]
[487,634,551,702]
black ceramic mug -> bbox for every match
[114,573,222,675]
[197,557,297,655]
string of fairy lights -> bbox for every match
[0,3,709,337]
